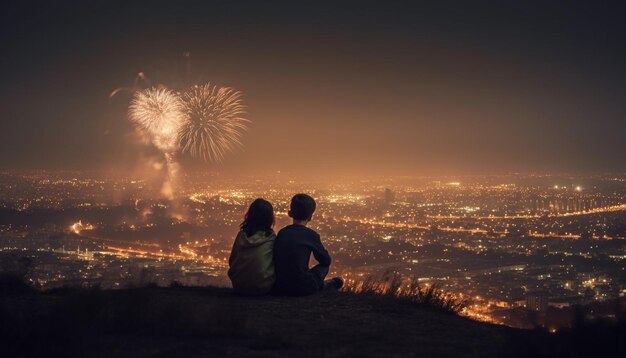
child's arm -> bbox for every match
[228,239,238,266]
[311,233,331,266]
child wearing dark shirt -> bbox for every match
[273,194,343,295]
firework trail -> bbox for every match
[109,72,150,98]
[179,84,249,162]
[129,87,185,199]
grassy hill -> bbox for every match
[0,279,624,357]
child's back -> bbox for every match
[228,198,276,295]
[273,224,331,295]
[228,229,276,295]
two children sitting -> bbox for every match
[228,194,343,296]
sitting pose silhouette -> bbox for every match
[272,194,343,296]
[228,198,276,295]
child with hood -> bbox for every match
[228,198,276,295]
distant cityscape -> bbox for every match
[1,170,625,329]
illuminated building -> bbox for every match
[526,291,548,312]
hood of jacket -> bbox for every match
[236,230,276,248]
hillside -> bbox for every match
[0,283,623,357]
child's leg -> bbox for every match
[309,264,329,291]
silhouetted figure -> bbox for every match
[228,198,276,295]
[273,194,343,295]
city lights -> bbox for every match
[2,171,625,330]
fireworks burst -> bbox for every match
[179,84,249,162]
[128,87,185,152]
[121,80,249,200]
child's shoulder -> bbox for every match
[277,225,295,236]
[278,224,318,236]
[303,226,320,237]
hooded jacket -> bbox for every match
[227,230,276,295]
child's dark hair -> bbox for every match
[240,198,275,236]
[289,194,316,221]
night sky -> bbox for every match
[2,1,625,176]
